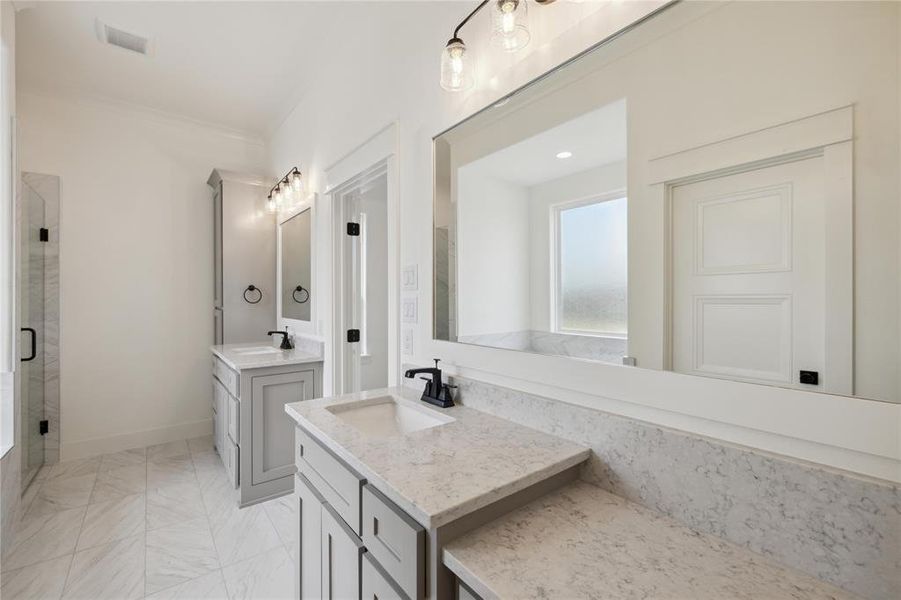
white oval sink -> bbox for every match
[326,396,454,438]
[233,346,282,355]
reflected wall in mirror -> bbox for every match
[281,208,312,321]
[434,1,901,403]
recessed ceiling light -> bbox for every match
[556,151,573,159]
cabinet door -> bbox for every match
[321,503,363,600]
[251,369,315,485]
[296,474,324,600]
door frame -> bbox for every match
[324,124,400,396]
[649,106,854,395]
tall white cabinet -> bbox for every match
[207,169,275,344]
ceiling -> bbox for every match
[463,99,627,187]
[15,1,411,139]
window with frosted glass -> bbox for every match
[556,197,627,336]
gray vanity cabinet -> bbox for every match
[213,353,322,507]
[294,426,425,600]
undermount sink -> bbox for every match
[233,346,282,355]
[326,396,454,438]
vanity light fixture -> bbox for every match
[266,167,303,213]
[440,0,556,92]
[556,151,573,159]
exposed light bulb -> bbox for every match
[274,187,283,206]
[440,38,473,92]
[490,0,530,53]
[291,171,303,194]
[266,194,277,213]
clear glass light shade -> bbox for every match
[291,171,303,194]
[490,0,530,52]
[440,39,474,92]
[266,195,277,213]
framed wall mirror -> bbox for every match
[279,204,313,325]
[433,0,900,404]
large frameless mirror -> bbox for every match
[434,0,901,403]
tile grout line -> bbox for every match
[60,464,97,598]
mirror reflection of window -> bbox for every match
[554,195,627,337]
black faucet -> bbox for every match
[404,359,455,408]
[268,330,294,350]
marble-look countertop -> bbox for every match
[284,387,590,529]
[211,342,323,371]
[444,481,859,600]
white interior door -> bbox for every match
[671,156,834,391]
[338,168,389,394]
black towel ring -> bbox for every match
[244,285,263,304]
[293,285,310,304]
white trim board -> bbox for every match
[325,122,401,395]
[60,417,212,461]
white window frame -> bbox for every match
[551,189,628,339]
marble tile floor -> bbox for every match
[0,436,295,600]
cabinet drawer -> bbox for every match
[296,426,364,534]
[227,394,239,444]
[362,484,425,600]
[362,552,408,600]
[212,355,239,397]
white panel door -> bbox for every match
[671,156,831,391]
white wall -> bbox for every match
[266,1,900,481]
[0,0,18,553]
[528,161,626,332]
[457,168,530,337]
[17,92,266,459]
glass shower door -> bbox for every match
[20,172,59,487]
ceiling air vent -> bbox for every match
[95,20,152,56]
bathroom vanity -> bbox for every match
[285,387,590,600]
[212,342,322,507]
[286,385,865,600]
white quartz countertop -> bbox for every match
[444,481,859,600]
[284,386,590,529]
[211,342,323,371]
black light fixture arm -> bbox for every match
[268,166,301,197]
[452,0,489,41]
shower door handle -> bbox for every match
[21,328,36,362]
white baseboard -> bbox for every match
[59,418,213,461]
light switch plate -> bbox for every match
[402,328,414,356]
[401,296,418,324]
[402,264,418,291]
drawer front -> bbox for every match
[227,394,239,444]
[362,484,425,600]
[296,427,364,535]
[212,355,239,397]
[321,502,364,600]
[362,552,408,600]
